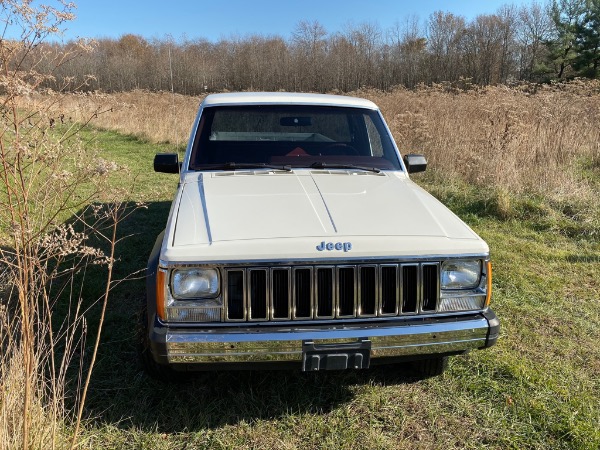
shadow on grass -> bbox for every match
[86,365,422,433]
[67,201,422,433]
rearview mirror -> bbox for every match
[404,154,427,173]
[280,117,312,127]
[154,153,180,173]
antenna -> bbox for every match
[168,43,178,148]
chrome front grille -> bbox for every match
[223,263,440,322]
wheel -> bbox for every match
[411,356,448,377]
[137,297,190,382]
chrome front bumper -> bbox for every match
[150,311,499,367]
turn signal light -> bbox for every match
[156,269,167,320]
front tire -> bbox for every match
[137,298,189,382]
[411,356,448,377]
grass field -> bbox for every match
[60,124,599,450]
[3,84,599,449]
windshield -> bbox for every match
[189,105,402,171]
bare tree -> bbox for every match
[328,32,355,92]
[340,22,383,90]
[461,12,518,85]
[385,17,426,88]
[516,1,554,79]
[291,20,328,91]
[497,5,520,82]
[29,2,585,93]
[427,11,467,82]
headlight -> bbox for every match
[439,259,489,312]
[441,260,482,290]
[171,268,219,298]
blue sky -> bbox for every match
[58,0,535,42]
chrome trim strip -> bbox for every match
[161,308,492,328]
[440,291,487,299]
[159,254,490,268]
[163,316,490,364]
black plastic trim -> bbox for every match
[146,231,167,364]
[482,308,500,348]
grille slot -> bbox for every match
[249,269,267,320]
[359,266,377,316]
[224,263,440,322]
[402,265,418,313]
[226,270,245,320]
[337,266,356,318]
[380,265,398,315]
[422,264,439,311]
[271,268,290,319]
[316,267,334,318]
[293,268,312,319]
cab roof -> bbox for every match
[201,92,379,110]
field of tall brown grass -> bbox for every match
[7,81,598,450]
[29,81,600,218]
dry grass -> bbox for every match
[0,350,68,449]
[18,83,599,252]
[368,81,600,199]
[27,81,600,210]
[2,111,591,450]
[27,90,203,147]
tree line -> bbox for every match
[36,0,600,94]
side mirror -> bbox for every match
[154,153,180,173]
[403,154,427,173]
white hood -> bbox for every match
[162,170,488,262]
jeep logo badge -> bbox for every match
[316,241,352,252]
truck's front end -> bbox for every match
[141,92,499,378]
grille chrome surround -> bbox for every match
[224,263,440,322]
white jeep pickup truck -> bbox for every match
[139,92,499,379]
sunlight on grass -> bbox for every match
[53,127,599,450]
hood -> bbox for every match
[163,170,487,261]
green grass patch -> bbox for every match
[62,129,600,449]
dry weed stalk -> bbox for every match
[0,2,137,449]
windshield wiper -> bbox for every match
[198,162,292,171]
[309,162,381,173]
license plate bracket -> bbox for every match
[302,338,371,371]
